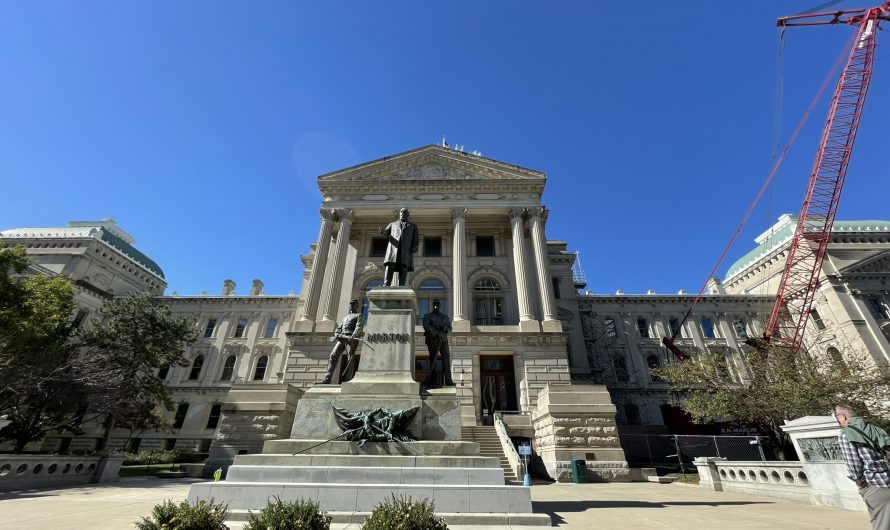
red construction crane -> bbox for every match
[767,2,889,349]
[663,2,890,360]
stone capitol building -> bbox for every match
[3,145,890,481]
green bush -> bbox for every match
[124,450,206,465]
[125,450,178,465]
[244,497,331,530]
[135,498,229,530]
[362,494,447,530]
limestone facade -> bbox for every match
[4,146,890,459]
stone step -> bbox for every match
[233,454,502,469]
[189,481,543,520]
[227,510,551,527]
[225,465,506,486]
[263,439,480,456]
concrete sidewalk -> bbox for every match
[0,478,872,529]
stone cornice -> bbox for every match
[161,296,299,306]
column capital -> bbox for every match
[320,208,336,221]
[451,207,468,221]
[507,207,527,221]
[337,208,355,223]
[528,207,549,222]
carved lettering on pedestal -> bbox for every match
[365,333,411,344]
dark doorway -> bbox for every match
[480,356,517,424]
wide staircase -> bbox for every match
[461,425,518,483]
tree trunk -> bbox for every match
[98,414,115,452]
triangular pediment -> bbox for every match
[838,251,890,276]
[317,145,546,186]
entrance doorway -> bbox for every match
[480,355,517,424]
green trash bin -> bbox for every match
[571,459,588,483]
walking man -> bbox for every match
[320,299,363,385]
[835,403,890,529]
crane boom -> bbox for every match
[766,4,887,349]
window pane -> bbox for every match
[701,318,715,338]
[476,236,495,256]
[419,279,445,291]
[173,403,189,429]
[189,356,204,380]
[474,279,500,291]
[206,404,222,429]
[253,356,268,381]
[552,278,561,299]
[370,237,387,257]
[424,237,442,257]
[234,318,248,338]
[732,319,748,339]
[204,319,217,338]
[605,318,617,338]
[220,356,236,380]
[265,319,278,338]
[157,365,170,380]
[637,318,649,338]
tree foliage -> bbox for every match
[0,244,196,452]
[653,338,890,452]
[76,293,197,449]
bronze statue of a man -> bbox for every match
[320,299,363,385]
[422,299,455,387]
[380,208,419,287]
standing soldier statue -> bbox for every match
[380,208,419,287]
[320,299,363,385]
[422,299,455,387]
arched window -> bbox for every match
[220,355,236,381]
[416,278,447,325]
[188,355,204,380]
[361,279,385,320]
[473,279,503,325]
[647,354,662,381]
[253,355,268,381]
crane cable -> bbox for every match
[669,28,856,343]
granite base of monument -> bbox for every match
[188,287,550,526]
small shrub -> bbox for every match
[244,497,331,530]
[125,450,178,465]
[362,494,447,530]
[135,498,229,530]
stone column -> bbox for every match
[529,208,561,332]
[296,209,335,331]
[509,208,537,331]
[318,209,354,330]
[451,208,470,332]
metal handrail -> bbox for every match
[493,413,522,479]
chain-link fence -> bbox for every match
[619,434,777,469]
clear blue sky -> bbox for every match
[2,1,889,296]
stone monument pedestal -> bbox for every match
[189,287,549,526]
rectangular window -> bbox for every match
[732,319,748,339]
[637,318,649,338]
[810,309,826,330]
[423,236,442,257]
[552,278,561,299]
[476,236,495,257]
[370,237,387,257]
[203,319,217,338]
[234,318,248,338]
[669,317,681,337]
[604,318,617,338]
[701,318,716,338]
[165,438,177,451]
[206,404,222,429]
[265,318,278,338]
[73,309,89,328]
[173,403,189,429]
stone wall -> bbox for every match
[205,382,303,475]
[0,454,122,492]
[531,383,629,482]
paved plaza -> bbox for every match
[0,478,871,529]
